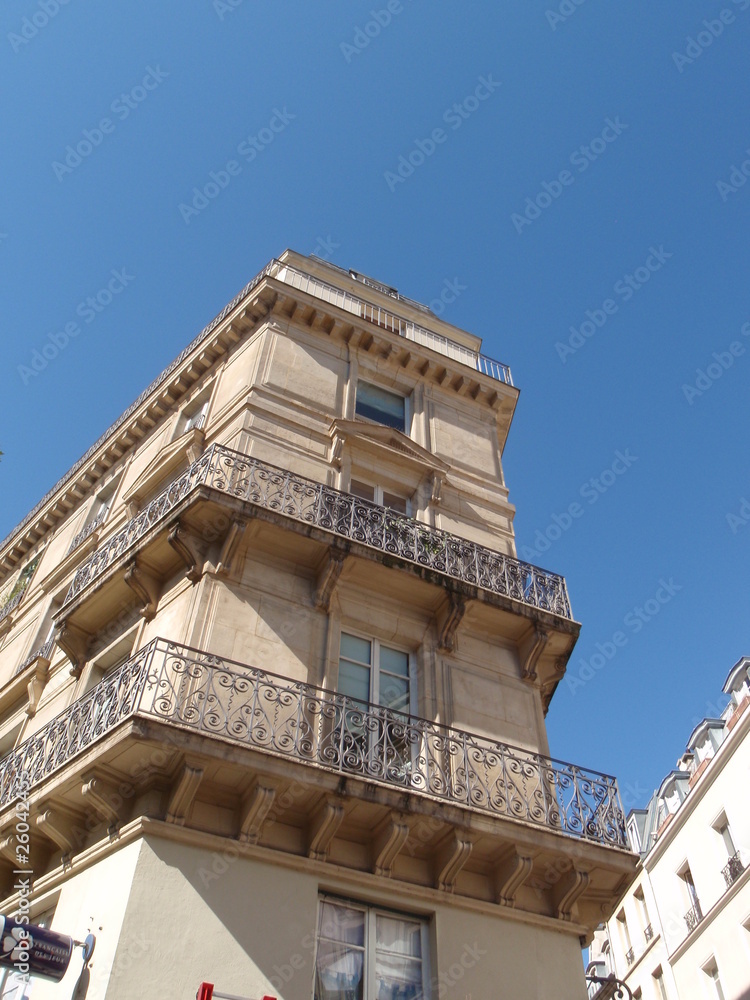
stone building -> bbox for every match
[588,657,750,1000]
[0,251,635,999]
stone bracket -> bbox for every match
[26,660,51,717]
[436,594,468,653]
[494,849,535,907]
[434,831,473,892]
[429,472,443,506]
[166,763,204,825]
[56,620,92,679]
[81,773,121,832]
[238,782,277,845]
[372,812,410,877]
[519,625,550,683]
[314,549,349,612]
[308,797,345,862]
[216,519,248,577]
[36,807,81,858]
[553,868,590,921]
[168,523,205,583]
[124,561,161,621]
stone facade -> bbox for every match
[0,251,635,999]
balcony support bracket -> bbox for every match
[308,797,345,862]
[436,594,467,653]
[36,807,81,860]
[494,849,535,907]
[81,773,121,834]
[553,867,590,921]
[124,561,160,622]
[238,782,277,845]
[434,831,473,892]
[216,519,249,577]
[519,625,550,683]
[55,620,92,679]
[314,549,349,612]
[166,763,204,825]
[168,523,205,584]
[26,660,51,718]
[372,813,410,877]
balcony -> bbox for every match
[625,947,635,966]
[0,638,626,847]
[722,851,744,888]
[643,922,654,942]
[67,508,108,555]
[684,902,703,933]
[62,444,573,621]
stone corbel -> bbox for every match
[216,519,249,577]
[166,763,204,825]
[436,593,467,653]
[429,472,443,506]
[330,430,345,469]
[518,625,550,684]
[238,781,277,845]
[314,549,349,612]
[372,813,410,877]
[36,808,81,860]
[26,659,51,717]
[81,773,121,833]
[124,560,160,621]
[552,868,590,921]
[494,849,535,907]
[55,620,92,679]
[434,830,473,892]
[308,797,345,862]
[168,522,205,583]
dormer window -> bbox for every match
[355,381,406,433]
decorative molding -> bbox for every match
[36,808,80,857]
[216,519,249,577]
[436,593,467,653]
[25,660,50,717]
[553,868,590,921]
[55,620,92,678]
[81,774,120,832]
[314,549,349,611]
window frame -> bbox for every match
[313,894,431,1000]
[354,380,409,435]
[349,479,412,517]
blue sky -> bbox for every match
[2,1,749,812]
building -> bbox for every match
[588,657,750,1000]
[0,251,636,999]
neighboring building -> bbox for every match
[0,251,636,1000]
[589,657,750,1000]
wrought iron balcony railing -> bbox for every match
[722,851,744,888]
[643,922,653,942]
[684,902,703,933]
[64,445,573,619]
[274,261,513,385]
[13,638,54,677]
[67,508,108,555]
[625,947,635,966]
[0,591,24,626]
[0,639,626,847]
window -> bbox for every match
[652,967,668,1000]
[183,398,208,433]
[703,961,726,1000]
[350,480,410,516]
[714,815,736,857]
[337,633,414,781]
[314,897,429,1000]
[634,887,652,943]
[355,382,406,433]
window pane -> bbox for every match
[379,676,409,713]
[380,646,409,677]
[339,661,371,704]
[319,902,366,945]
[315,941,364,1000]
[356,382,405,432]
[376,916,422,957]
[340,634,371,665]
[374,956,423,1000]
[351,480,376,502]
[382,492,408,514]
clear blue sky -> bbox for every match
[2,1,749,811]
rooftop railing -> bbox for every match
[274,262,513,385]
[0,639,626,847]
[64,445,573,620]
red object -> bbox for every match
[197,985,214,1000]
